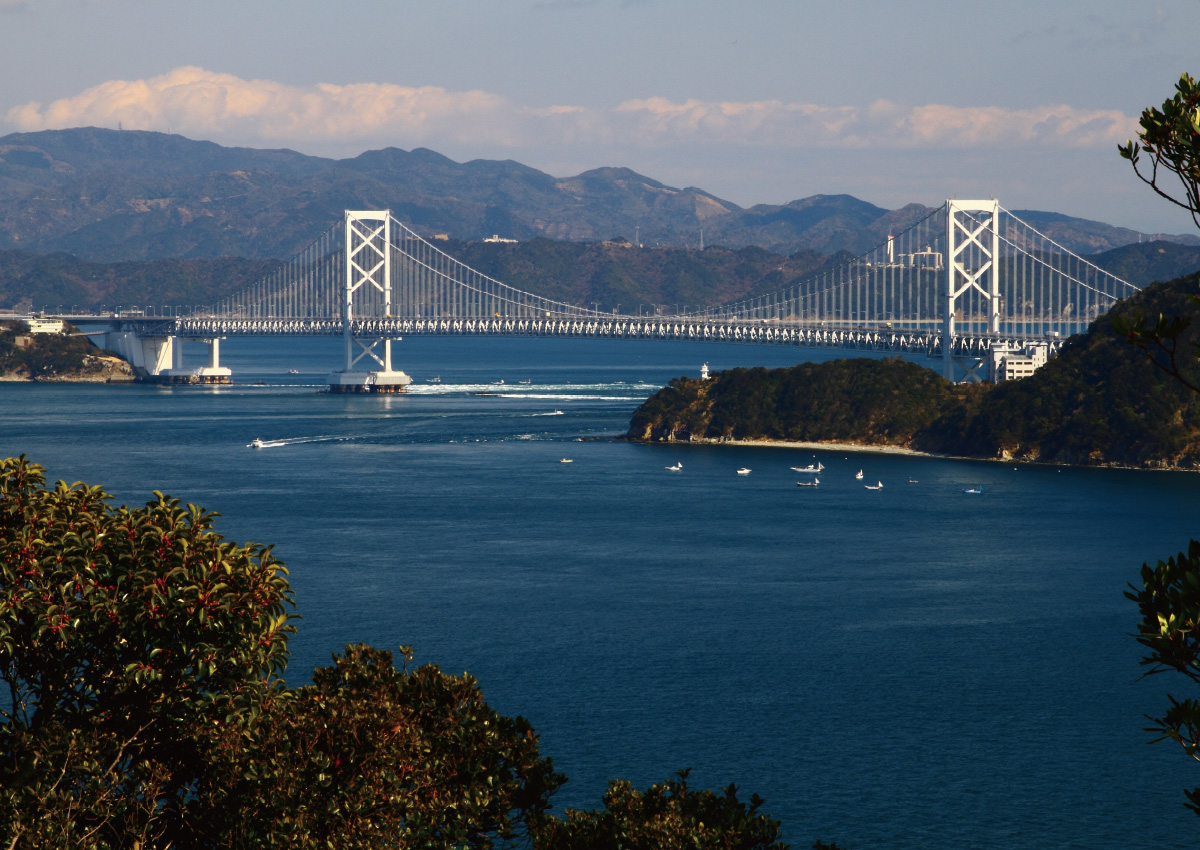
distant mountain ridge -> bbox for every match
[1,127,1196,262]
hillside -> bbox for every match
[0,321,133,382]
[1,128,1195,262]
[628,271,1200,469]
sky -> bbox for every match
[1,0,1198,234]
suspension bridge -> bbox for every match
[54,200,1138,389]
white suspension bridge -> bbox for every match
[55,200,1138,390]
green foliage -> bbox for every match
[628,358,974,449]
[0,322,104,379]
[0,456,296,848]
[200,643,565,850]
[1126,541,1200,815]
[534,769,788,850]
[1120,73,1200,231]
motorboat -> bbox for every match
[666,462,683,471]
[287,368,299,375]
[736,468,752,475]
[963,486,983,494]
[248,438,266,449]
[552,410,563,415]
[519,379,532,385]
[428,375,441,383]
[791,462,824,473]
[906,478,919,484]
[559,458,573,464]
[796,478,819,487]
[864,481,883,490]
[855,470,864,480]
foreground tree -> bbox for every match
[533,770,788,850]
[0,458,563,849]
[1118,73,1200,815]
[1126,544,1200,815]
[1119,72,1200,231]
[0,455,295,848]
[200,643,565,850]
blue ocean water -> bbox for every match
[1,335,1197,849]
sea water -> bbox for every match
[0,335,1196,849]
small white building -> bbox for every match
[700,363,710,380]
[483,234,518,243]
[989,342,1049,382]
[23,318,65,335]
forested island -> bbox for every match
[0,321,132,382]
[628,272,1200,469]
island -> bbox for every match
[1,320,134,383]
[627,272,1200,470]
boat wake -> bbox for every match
[248,435,351,449]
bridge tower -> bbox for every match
[944,199,1000,382]
[328,210,412,393]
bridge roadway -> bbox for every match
[67,313,1058,359]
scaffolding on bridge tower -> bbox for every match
[328,210,413,393]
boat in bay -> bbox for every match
[796,478,819,487]
[791,462,824,474]
[864,481,883,490]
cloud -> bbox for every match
[5,67,1138,154]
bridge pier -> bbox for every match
[164,337,231,384]
[99,331,230,383]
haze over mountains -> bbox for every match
[1,127,1197,263]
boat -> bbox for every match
[855,470,863,480]
[963,486,983,494]
[906,478,919,484]
[666,462,683,471]
[796,478,819,487]
[491,379,505,385]
[552,409,563,415]
[428,375,441,383]
[559,458,573,464]
[248,438,266,449]
[736,468,752,475]
[519,379,531,385]
[791,462,824,474]
[864,481,883,490]
[287,368,299,375]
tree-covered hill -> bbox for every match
[629,271,1200,469]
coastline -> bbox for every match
[686,437,929,456]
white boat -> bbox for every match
[248,438,266,449]
[963,486,982,494]
[519,379,531,385]
[552,409,563,415]
[906,478,919,484]
[491,379,505,385]
[855,470,863,480]
[864,481,883,490]
[559,458,573,464]
[287,368,299,375]
[796,478,819,487]
[428,375,441,383]
[736,467,752,475]
[791,462,824,474]
[666,462,683,471]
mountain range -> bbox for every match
[1,127,1197,263]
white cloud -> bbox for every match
[5,66,1138,154]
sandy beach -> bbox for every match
[686,437,931,456]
